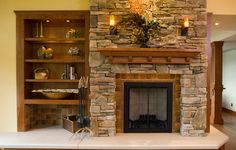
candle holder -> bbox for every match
[35,22,39,38]
[109,14,118,35]
[39,21,44,38]
[180,17,189,36]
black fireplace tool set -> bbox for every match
[74,76,93,136]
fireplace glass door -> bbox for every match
[124,82,173,133]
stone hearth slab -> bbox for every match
[0,126,228,149]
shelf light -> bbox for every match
[66,19,71,23]
[215,22,220,26]
[46,19,50,23]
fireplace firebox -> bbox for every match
[124,82,173,133]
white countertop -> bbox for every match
[0,126,228,149]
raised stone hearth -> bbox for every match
[89,0,207,137]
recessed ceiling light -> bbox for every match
[215,22,220,26]
[45,19,50,23]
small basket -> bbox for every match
[63,115,79,133]
[34,67,49,80]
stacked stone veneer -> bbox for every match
[89,0,207,136]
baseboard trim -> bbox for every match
[222,107,236,116]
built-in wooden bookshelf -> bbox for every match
[15,11,90,131]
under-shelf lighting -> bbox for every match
[46,19,50,23]
[66,19,71,23]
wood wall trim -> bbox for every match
[210,41,224,125]
[98,48,201,64]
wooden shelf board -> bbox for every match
[25,79,80,83]
[25,38,86,43]
[24,99,81,105]
[98,48,201,64]
[25,59,85,63]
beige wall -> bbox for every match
[0,0,89,132]
[207,0,236,14]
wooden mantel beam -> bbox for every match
[98,48,202,64]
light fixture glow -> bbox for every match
[183,17,189,28]
[109,14,118,35]
[109,15,115,26]
[46,19,50,23]
[66,19,71,23]
[215,22,220,26]
[180,17,189,36]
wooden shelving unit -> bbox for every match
[24,37,86,43]
[24,99,81,105]
[25,59,85,63]
[25,79,81,83]
[15,11,90,131]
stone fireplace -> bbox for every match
[89,0,207,137]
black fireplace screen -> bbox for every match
[124,82,173,133]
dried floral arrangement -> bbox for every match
[118,13,164,48]
[115,0,177,48]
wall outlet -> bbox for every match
[231,103,234,107]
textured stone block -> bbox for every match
[101,105,114,110]
[156,65,169,74]
[90,106,101,113]
[90,15,98,28]
[116,2,130,9]
[96,96,108,105]
[181,88,197,95]
[195,73,207,88]
[99,121,115,127]
[182,97,201,104]
[181,79,191,87]
[192,108,206,130]
[111,64,130,73]
[196,25,207,37]
[108,128,116,136]
[198,88,207,94]
[90,40,97,48]
[98,0,108,9]
[91,117,99,136]
[89,52,105,67]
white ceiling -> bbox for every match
[211,15,236,51]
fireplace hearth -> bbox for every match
[124,82,173,133]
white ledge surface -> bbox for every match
[0,126,228,149]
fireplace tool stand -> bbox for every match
[74,76,93,136]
